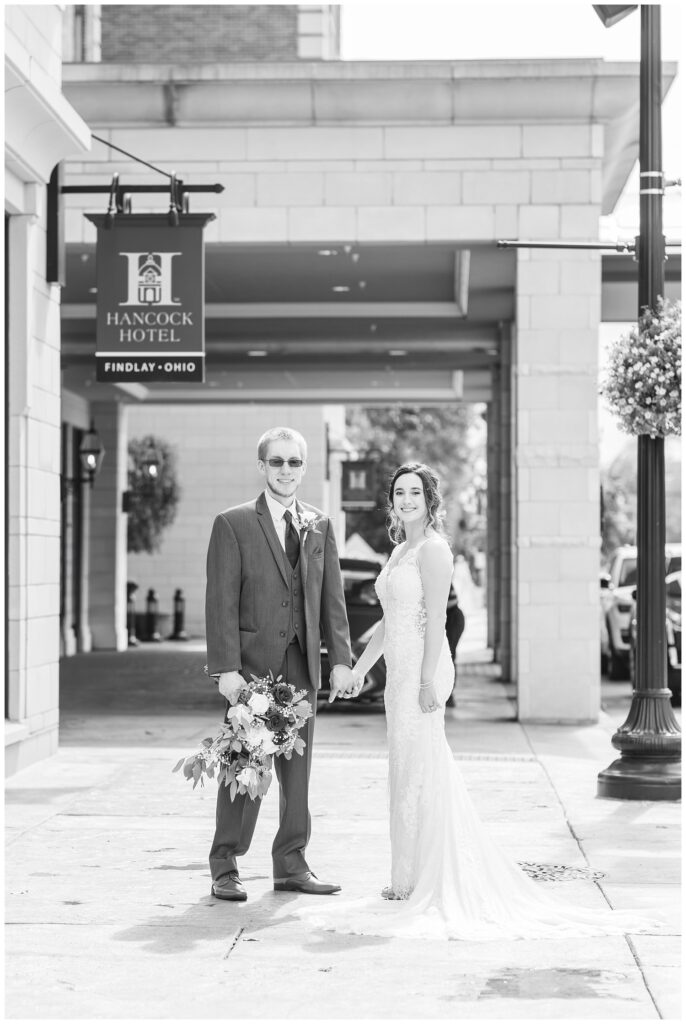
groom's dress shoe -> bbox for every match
[211,872,247,901]
[273,871,341,895]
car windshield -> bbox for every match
[618,555,681,587]
[618,559,637,587]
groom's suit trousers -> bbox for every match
[209,641,316,882]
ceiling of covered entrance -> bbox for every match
[61,240,515,405]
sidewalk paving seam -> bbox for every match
[520,723,615,901]
[626,934,664,1020]
[518,722,669,1017]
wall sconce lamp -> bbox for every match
[62,421,106,498]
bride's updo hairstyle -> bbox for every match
[387,462,446,544]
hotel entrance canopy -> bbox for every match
[59,58,678,405]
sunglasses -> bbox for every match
[266,458,304,468]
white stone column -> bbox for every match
[514,247,602,723]
[486,399,500,653]
[60,424,77,657]
[6,206,62,769]
[322,406,347,548]
[88,401,128,650]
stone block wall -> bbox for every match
[514,247,602,722]
[5,5,90,774]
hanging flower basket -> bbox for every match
[601,297,681,439]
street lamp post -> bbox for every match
[597,5,681,800]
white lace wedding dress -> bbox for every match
[293,539,655,941]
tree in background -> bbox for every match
[127,435,181,554]
[344,404,486,559]
[600,435,681,562]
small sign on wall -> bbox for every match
[86,213,214,383]
[341,459,378,510]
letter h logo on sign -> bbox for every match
[341,459,377,510]
[88,210,214,383]
[119,252,182,306]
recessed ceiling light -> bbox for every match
[247,350,268,357]
[389,349,407,356]
[332,285,350,293]
[318,249,338,256]
[89,287,98,294]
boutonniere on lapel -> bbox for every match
[293,510,325,537]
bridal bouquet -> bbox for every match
[173,670,312,800]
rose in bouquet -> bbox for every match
[173,670,312,800]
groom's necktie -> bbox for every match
[283,510,300,569]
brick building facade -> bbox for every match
[63,4,340,63]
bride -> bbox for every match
[294,462,655,941]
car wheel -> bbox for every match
[607,632,628,681]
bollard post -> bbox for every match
[145,588,161,642]
[126,581,139,647]
[170,588,188,641]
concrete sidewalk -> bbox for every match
[4,646,681,1020]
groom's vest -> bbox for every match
[279,545,306,655]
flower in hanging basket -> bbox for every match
[601,297,681,439]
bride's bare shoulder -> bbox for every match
[419,533,453,567]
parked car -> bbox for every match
[601,543,681,680]
[319,557,462,704]
[628,570,681,706]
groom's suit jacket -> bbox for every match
[205,491,351,688]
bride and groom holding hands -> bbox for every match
[204,425,650,941]
[205,424,452,901]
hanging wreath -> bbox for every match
[127,435,181,554]
[601,297,681,439]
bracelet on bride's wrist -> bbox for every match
[419,680,433,689]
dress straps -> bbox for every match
[390,536,432,570]
[404,536,431,559]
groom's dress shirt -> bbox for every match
[265,490,297,552]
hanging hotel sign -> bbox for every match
[86,213,214,383]
[341,459,378,511]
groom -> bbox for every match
[205,426,355,901]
